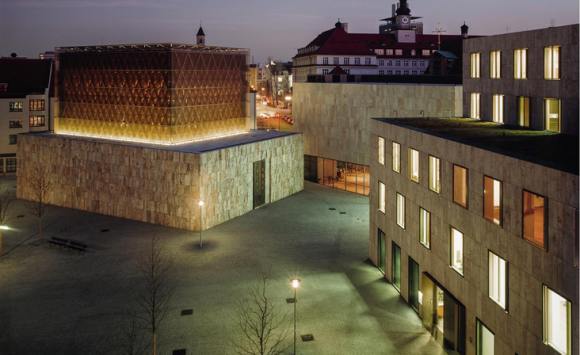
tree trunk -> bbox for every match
[38,217,43,239]
[0,231,3,255]
[152,332,157,355]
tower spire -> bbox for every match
[196,23,206,46]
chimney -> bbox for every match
[461,22,469,39]
[392,4,396,17]
[341,22,349,32]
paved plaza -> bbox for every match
[0,178,445,355]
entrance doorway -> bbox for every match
[392,242,401,291]
[377,229,386,274]
[408,257,420,311]
[420,274,466,355]
[253,159,266,209]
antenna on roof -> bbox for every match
[432,23,447,50]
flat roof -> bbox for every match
[27,130,298,154]
[55,43,248,54]
[373,117,579,175]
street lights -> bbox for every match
[291,278,301,355]
[198,200,204,248]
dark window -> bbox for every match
[6,158,16,173]
[9,135,17,145]
[523,190,546,249]
[392,242,401,291]
[9,120,22,129]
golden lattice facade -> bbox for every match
[54,43,249,144]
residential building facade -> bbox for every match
[463,24,579,135]
[0,57,52,174]
[369,117,578,355]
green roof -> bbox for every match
[373,117,579,175]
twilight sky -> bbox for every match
[0,0,578,63]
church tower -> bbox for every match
[196,26,206,46]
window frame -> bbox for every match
[514,48,527,79]
[518,96,530,127]
[419,208,431,249]
[450,227,464,276]
[408,148,420,183]
[490,50,501,79]
[544,45,561,80]
[378,136,385,165]
[396,193,406,229]
[378,181,386,214]
[488,250,508,310]
[545,98,561,133]
[428,155,441,193]
[492,94,504,123]
[392,142,401,173]
[452,164,469,208]
[522,189,548,250]
[476,318,495,355]
[543,285,572,355]
[483,175,503,226]
[470,92,481,119]
[470,52,481,78]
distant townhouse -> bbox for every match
[0,57,53,174]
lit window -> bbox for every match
[409,148,419,183]
[492,94,504,123]
[378,182,386,213]
[9,120,22,129]
[543,286,571,355]
[453,165,468,208]
[385,49,393,55]
[29,115,46,127]
[543,286,572,355]
[392,142,400,173]
[411,49,416,56]
[523,190,546,249]
[396,193,405,229]
[419,208,430,248]
[375,49,384,56]
[490,50,501,79]
[9,101,23,112]
[428,156,441,193]
[422,49,430,56]
[544,46,560,80]
[489,251,507,309]
[395,49,403,56]
[518,96,530,127]
[514,48,527,79]
[378,137,385,165]
[470,52,480,78]
[470,93,481,119]
[450,227,464,275]
[545,98,561,132]
[29,99,45,111]
[476,320,494,355]
[483,176,502,225]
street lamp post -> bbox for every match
[291,278,301,355]
[198,200,204,248]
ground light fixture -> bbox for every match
[290,278,301,355]
[0,225,10,230]
[198,200,205,248]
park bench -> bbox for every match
[48,237,88,252]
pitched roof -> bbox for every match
[295,25,464,58]
[0,58,52,98]
[197,26,205,36]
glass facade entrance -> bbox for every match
[304,155,369,196]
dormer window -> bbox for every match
[395,49,403,56]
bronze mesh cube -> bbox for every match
[55,43,249,144]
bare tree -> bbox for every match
[27,165,51,239]
[134,236,174,355]
[117,310,148,355]
[0,185,14,255]
[233,274,289,355]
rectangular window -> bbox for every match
[483,176,502,225]
[9,101,23,112]
[386,49,394,56]
[8,135,17,145]
[392,242,401,291]
[379,70,385,76]
[476,320,494,355]
[422,49,430,56]
[343,57,350,65]
[322,57,328,65]
[428,156,441,193]
[419,208,430,248]
[492,94,504,123]
[378,182,386,213]
[514,48,527,79]
[409,148,420,183]
[392,142,400,173]
[333,57,339,65]
[545,98,561,132]
[378,59,385,66]
[378,137,385,165]
[365,57,371,65]
[543,286,571,355]
[322,69,329,75]
[29,99,45,111]
[453,165,468,208]
[489,251,508,309]
[470,93,481,119]
[523,190,546,249]
[5,158,16,173]
[544,46,560,80]
[9,120,22,129]
[518,96,530,127]
[450,227,464,275]
[396,193,405,229]
[490,50,501,78]
[395,49,403,56]
[355,57,360,65]
[29,115,46,127]
[470,52,480,78]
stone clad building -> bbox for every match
[368,23,579,355]
[17,39,303,232]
